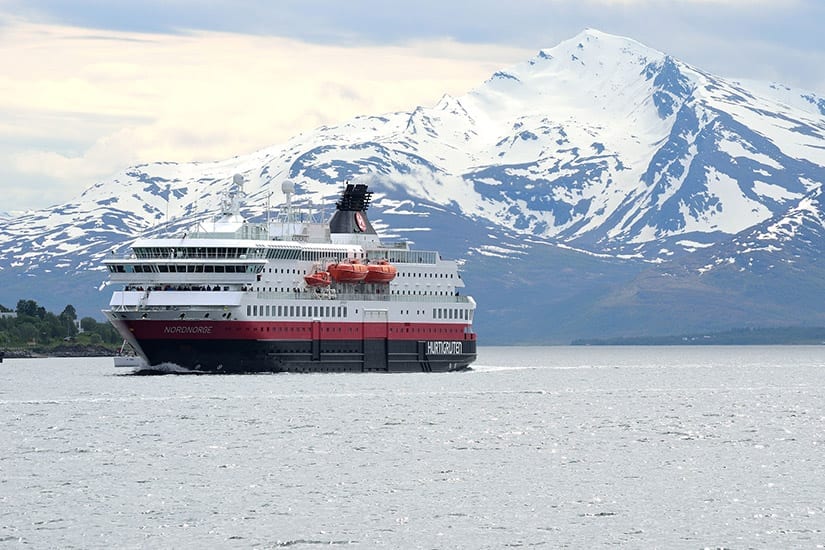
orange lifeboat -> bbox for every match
[327,259,369,283]
[304,270,332,287]
[365,259,397,283]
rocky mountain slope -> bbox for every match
[2,29,824,343]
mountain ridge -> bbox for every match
[1,28,824,342]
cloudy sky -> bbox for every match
[1,0,823,211]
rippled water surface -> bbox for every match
[2,346,824,548]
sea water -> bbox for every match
[1,346,824,548]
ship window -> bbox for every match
[289,306,294,317]
[247,305,251,316]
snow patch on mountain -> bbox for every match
[1,28,824,306]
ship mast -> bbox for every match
[282,180,295,224]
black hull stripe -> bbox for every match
[133,338,477,373]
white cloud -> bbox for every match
[578,0,799,4]
[0,18,531,209]
[2,3,823,211]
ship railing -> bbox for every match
[255,290,472,304]
[364,248,438,264]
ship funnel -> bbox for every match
[329,182,377,235]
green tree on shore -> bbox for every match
[0,299,119,349]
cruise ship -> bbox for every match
[103,178,477,373]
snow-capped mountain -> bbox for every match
[2,29,824,342]
[562,184,825,340]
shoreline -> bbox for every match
[2,345,118,359]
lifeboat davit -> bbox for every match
[327,259,369,283]
[365,259,397,283]
[304,270,332,287]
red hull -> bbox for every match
[119,319,476,341]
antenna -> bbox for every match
[282,180,295,223]
[266,187,272,228]
[313,181,326,222]
[229,173,245,216]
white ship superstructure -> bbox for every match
[103,179,477,373]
